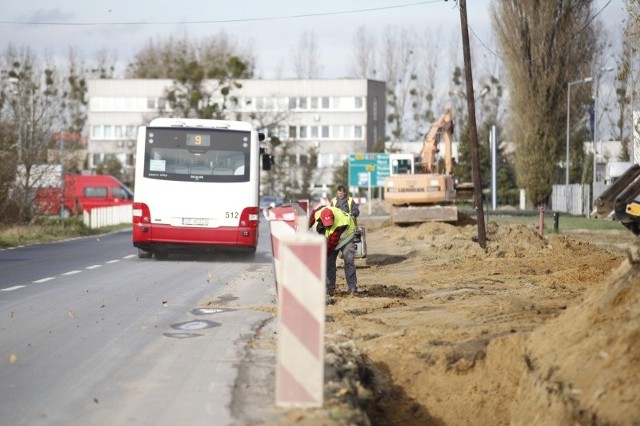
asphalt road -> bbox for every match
[0,222,277,426]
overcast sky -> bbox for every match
[0,0,627,79]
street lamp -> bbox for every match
[565,77,592,185]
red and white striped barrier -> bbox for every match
[275,231,326,407]
[264,205,299,296]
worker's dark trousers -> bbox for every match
[326,239,357,294]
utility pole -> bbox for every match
[458,0,486,248]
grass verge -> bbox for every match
[0,218,130,249]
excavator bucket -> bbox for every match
[591,163,640,235]
[591,164,640,219]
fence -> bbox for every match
[83,204,132,229]
[551,183,606,216]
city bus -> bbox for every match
[132,118,268,259]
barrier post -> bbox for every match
[265,205,298,298]
[275,229,326,407]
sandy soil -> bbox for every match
[262,209,640,425]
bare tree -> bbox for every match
[410,28,441,140]
[348,26,377,79]
[126,31,255,80]
[0,45,67,221]
[62,49,88,137]
[90,48,117,79]
[491,0,600,205]
[380,25,419,141]
[292,31,323,79]
[127,32,254,119]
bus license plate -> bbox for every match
[182,218,208,226]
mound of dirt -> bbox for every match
[321,220,638,425]
[511,245,640,425]
[262,218,639,425]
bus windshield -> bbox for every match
[143,127,251,183]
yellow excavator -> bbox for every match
[384,108,458,224]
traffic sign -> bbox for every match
[348,153,390,187]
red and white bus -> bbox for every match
[132,118,268,259]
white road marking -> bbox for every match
[6,252,137,290]
[1,286,26,291]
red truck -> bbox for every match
[35,175,134,217]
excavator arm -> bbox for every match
[420,108,454,175]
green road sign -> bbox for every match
[348,153,390,187]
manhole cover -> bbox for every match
[171,320,220,331]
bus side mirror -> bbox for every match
[262,154,273,171]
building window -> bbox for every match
[299,126,307,139]
[265,97,275,110]
[147,98,156,109]
[354,126,363,139]
[310,126,319,138]
[92,153,104,166]
[332,97,341,109]
[355,97,363,109]
[310,97,318,109]
[103,125,113,138]
[91,126,102,138]
[288,97,297,109]
[321,97,330,109]
[114,125,123,138]
[373,98,378,118]
[289,126,297,139]
[343,126,353,138]
[298,97,307,109]
[158,98,166,109]
[322,126,330,138]
[318,153,331,167]
[331,125,341,138]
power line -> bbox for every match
[0,1,442,26]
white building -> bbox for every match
[87,79,386,186]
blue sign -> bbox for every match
[348,153,390,187]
